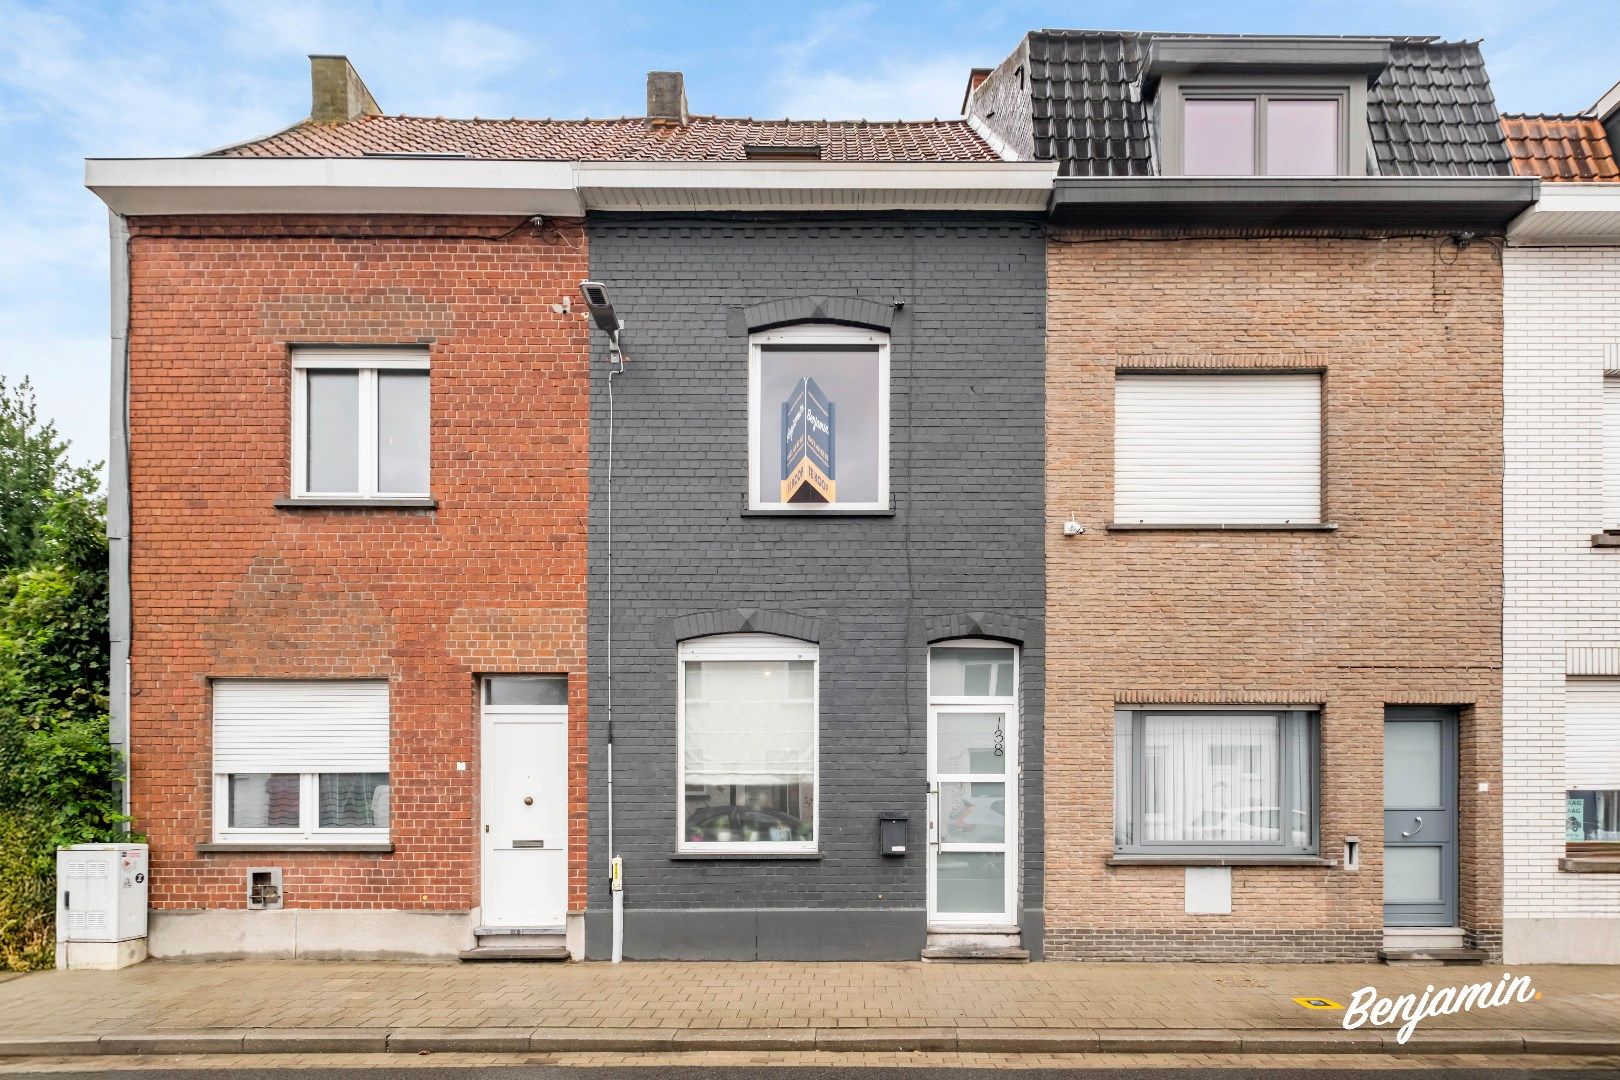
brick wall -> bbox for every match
[126,215,591,914]
[585,217,1046,959]
[1502,246,1620,960]
[1045,234,1504,960]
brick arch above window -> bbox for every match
[919,611,1030,648]
[662,607,821,647]
[728,295,899,336]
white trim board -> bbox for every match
[85,157,1058,216]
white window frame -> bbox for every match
[676,633,820,854]
[212,771,390,845]
[211,678,391,845]
[1603,374,1620,531]
[926,639,1020,925]
[747,324,890,512]
[290,347,431,500]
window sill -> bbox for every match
[1591,532,1620,548]
[275,497,437,510]
[197,842,394,854]
[1107,522,1338,533]
[1559,856,1620,873]
[741,508,895,518]
[669,851,822,861]
[1107,853,1334,868]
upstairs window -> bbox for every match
[748,325,889,512]
[1179,93,1344,176]
[1113,373,1322,526]
[291,348,430,499]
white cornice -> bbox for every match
[1509,183,1620,246]
[85,157,1057,216]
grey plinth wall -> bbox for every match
[585,215,1046,960]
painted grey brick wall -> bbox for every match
[586,216,1045,959]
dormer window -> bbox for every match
[1144,37,1387,178]
[1182,93,1343,175]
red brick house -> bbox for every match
[86,57,1050,960]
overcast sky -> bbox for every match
[2,0,1615,470]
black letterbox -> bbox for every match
[878,812,908,856]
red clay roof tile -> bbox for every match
[1500,114,1620,182]
[212,114,1002,163]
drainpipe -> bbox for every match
[107,211,132,820]
[606,355,625,964]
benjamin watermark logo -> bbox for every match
[1338,972,1540,1044]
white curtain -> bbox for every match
[1141,713,1282,844]
[684,659,814,785]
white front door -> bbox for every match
[926,643,1019,926]
[481,676,568,928]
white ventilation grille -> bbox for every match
[213,680,388,773]
[1114,373,1322,525]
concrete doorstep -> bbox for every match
[1,1026,1618,1058]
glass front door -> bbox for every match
[926,642,1018,925]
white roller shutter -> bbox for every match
[213,680,389,773]
[1604,378,1620,530]
[1114,374,1322,525]
[1567,678,1620,790]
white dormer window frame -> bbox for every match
[1157,74,1372,178]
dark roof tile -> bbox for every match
[1025,30,1512,177]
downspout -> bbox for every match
[606,356,624,963]
[107,211,132,820]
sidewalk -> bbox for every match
[1,960,1618,1059]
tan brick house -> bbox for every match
[969,32,1536,961]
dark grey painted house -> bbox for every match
[582,104,1051,958]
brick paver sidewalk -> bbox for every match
[0,960,1616,1057]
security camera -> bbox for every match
[579,281,620,336]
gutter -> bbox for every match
[107,212,131,817]
[1049,175,1539,231]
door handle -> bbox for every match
[1401,816,1424,838]
[926,787,939,846]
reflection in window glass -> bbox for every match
[1265,99,1339,175]
[377,371,430,494]
[485,675,568,707]
[1182,99,1256,175]
[228,773,301,829]
[1567,789,1620,842]
[683,657,815,844]
[306,371,360,493]
[756,346,882,506]
[319,773,390,829]
[1115,710,1317,854]
[930,647,1015,697]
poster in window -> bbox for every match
[757,346,880,507]
[780,377,836,503]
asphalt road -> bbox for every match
[10,1068,1618,1080]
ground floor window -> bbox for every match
[1566,677,1620,847]
[678,634,817,852]
[1115,708,1317,855]
[213,680,390,843]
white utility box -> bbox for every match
[56,843,149,970]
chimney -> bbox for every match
[647,71,689,126]
[961,67,992,115]
[309,55,381,123]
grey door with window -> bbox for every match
[1382,706,1459,927]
